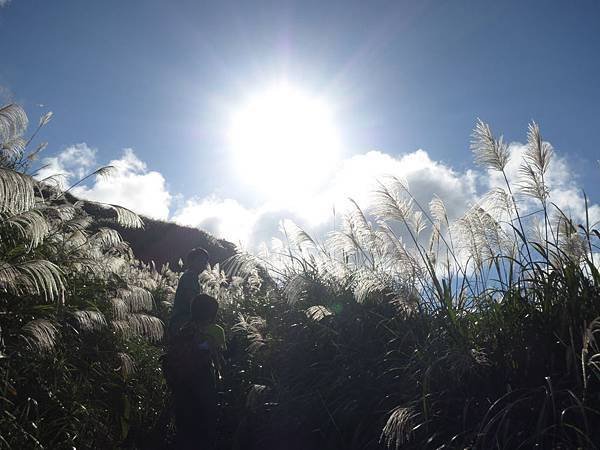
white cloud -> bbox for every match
[173,144,600,249]
[36,143,96,188]
[72,149,171,220]
[36,144,171,220]
[318,149,477,221]
[39,138,598,249]
[173,149,478,249]
[173,196,257,245]
[0,0,11,8]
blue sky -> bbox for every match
[1,0,599,245]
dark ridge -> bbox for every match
[63,193,237,269]
[115,218,236,269]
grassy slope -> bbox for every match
[116,218,236,269]
[65,192,237,268]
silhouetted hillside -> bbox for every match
[64,193,237,268]
[115,218,236,269]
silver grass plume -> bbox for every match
[1,136,27,159]
[111,320,131,336]
[305,305,333,321]
[518,162,548,201]
[377,223,420,272]
[90,227,123,249]
[223,252,261,279]
[0,168,36,214]
[555,215,587,263]
[26,141,48,162]
[284,273,310,304]
[126,314,164,342]
[117,286,154,312]
[470,119,510,171]
[317,256,352,284]
[62,213,93,232]
[75,200,143,229]
[429,195,448,226]
[117,352,136,379]
[111,297,129,320]
[427,225,440,263]
[106,203,144,229]
[380,406,415,449]
[372,178,414,225]
[0,259,64,301]
[125,266,160,292]
[39,111,53,127]
[0,104,28,146]
[526,121,553,178]
[200,263,231,301]
[327,226,361,259]
[22,319,58,353]
[428,196,449,264]
[519,122,553,201]
[51,204,77,221]
[284,220,317,252]
[411,210,427,238]
[63,229,88,249]
[348,199,376,244]
[73,310,107,332]
[327,200,384,267]
[582,317,600,391]
[1,207,50,249]
[481,187,516,222]
[232,314,268,355]
[353,269,389,303]
[453,205,507,270]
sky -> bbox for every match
[1,0,599,248]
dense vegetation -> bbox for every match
[1,103,600,449]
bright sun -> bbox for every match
[228,83,341,198]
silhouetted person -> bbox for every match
[169,247,209,336]
[166,294,226,450]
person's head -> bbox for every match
[187,247,209,274]
[191,294,219,324]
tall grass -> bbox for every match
[0,104,170,448]
[2,101,599,449]
[220,120,600,448]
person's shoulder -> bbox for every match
[178,270,197,283]
[179,270,192,279]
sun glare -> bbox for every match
[228,83,341,199]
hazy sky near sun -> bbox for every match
[1,0,599,246]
